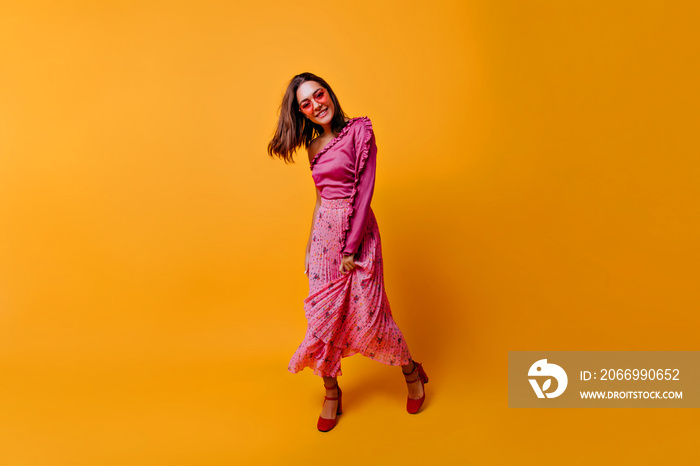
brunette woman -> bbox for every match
[267,72,428,432]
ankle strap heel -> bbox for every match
[403,361,428,414]
[317,383,342,432]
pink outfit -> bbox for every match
[310,116,377,256]
[288,116,412,378]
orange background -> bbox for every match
[1,1,698,464]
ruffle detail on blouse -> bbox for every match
[340,116,373,255]
[309,117,364,171]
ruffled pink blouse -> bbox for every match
[310,116,377,257]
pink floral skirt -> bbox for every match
[288,197,412,378]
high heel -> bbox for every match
[403,360,428,414]
[317,382,343,432]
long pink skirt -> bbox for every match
[288,197,412,378]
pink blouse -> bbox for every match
[310,116,377,256]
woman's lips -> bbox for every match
[317,108,327,117]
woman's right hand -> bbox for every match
[304,248,310,275]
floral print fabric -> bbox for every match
[288,197,412,377]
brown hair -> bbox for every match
[267,72,350,164]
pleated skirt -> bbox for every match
[288,197,412,378]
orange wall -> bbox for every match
[0,1,698,464]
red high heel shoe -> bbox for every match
[317,382,342,432]
[403,360,428,414]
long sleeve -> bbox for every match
[342,118,377,256]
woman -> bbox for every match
[267,72,428,432]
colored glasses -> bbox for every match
[298,88,329,114]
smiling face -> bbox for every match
[296,80,335,125]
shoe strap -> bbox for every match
[403,361,420,376]
[324,395,339,400]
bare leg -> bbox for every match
[320,376,339,419]
[402,360,424,399]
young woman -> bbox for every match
[267,72,428,432]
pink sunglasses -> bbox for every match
[299,88,329,114]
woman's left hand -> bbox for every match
[339,254,356,274]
